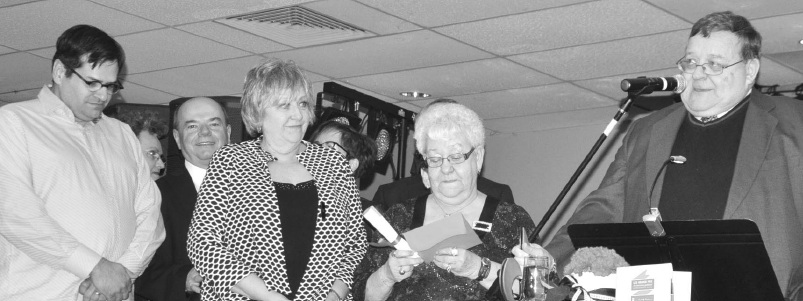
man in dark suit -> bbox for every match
[543,12,803,299]
[372,150,514,211]
[135,97,231,301]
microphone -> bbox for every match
[643,155,687,237]
[621,75,686,94]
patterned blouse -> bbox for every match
[188,138,367,301]
[352,196,536,301]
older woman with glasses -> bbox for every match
[187,58,366,301]
[112,109,167,180]
[352,102,536,301]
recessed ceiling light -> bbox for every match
[400,91,430,98]
[799,39,803,45]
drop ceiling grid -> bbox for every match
[113,82,180,105]
[0,0,162,50]
[433,0,690,56]
[176,22,293,54]
[116,28,251,74]
[508,30,690,81]
[342,58,561,101]
[90,0,315,26]
[125,56,267,97]
[0,52,52,94]
[302,0,421,35]
[264,30,494,79]
[645,0,803,22]
[766,51,803,74]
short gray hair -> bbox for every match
[241,58,314,136]
[414,102,484,153]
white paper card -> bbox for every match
[671,271,692,301]
[616,263,673,301]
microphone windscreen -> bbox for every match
[673,74,687,94]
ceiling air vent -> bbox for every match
[217,6,373,48]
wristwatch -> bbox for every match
[475,257,492,281]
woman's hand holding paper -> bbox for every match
[383,250,423,283]
[433,247,481,279]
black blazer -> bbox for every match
[371,175,514,211]
[136,163,200,301]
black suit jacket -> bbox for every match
[371,175,514,211]
[135,163,200,301]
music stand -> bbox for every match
[568,219,783,301]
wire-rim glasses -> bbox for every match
[676,58,744,76]
[316,141,351,158]
[67,67,124,94]
[424,147,475,168]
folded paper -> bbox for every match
[402,213,482,262]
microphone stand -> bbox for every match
[529,87,654,243]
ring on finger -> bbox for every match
[390,251,397,258]
[450,247,458,256]
[399,267,406,275]
[446,263,452,273]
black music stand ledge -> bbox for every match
[568,219,784,301]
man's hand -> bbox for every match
[89,258,132,301]
[185,267,202,293]
[79,278,106,301]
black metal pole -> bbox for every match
[529,91,644,243]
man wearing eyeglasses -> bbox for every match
[135,97,230,301]
[0,25,165,301]
[541,11,803,299]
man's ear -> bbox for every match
[173,129,182,150]
[420,168,431,189]
[745,58,760,86]
[52,59,66,85]
[348,158,359,174]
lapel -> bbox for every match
[645,106,686,209]
[164,161,199,204]
[723,92,777,218]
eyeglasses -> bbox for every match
[676,58,744,76]
[317,141,351,158]
[145,150,165,163]
[424,147,475,168]
[68,67,124,94]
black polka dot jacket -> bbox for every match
[188,138,367,300]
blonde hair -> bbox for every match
[241,58,314,135]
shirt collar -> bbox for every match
[38,85,105,126]
[184,160,207,192]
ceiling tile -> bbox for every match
[93,0,313,26]
[0,0,40,8]
[0,52,51,94]
[435,0,690,55]
[355,0,591,27]
[117,28,251,74]
[510,31,689,80]
[0,88,39,105]
[752,13,803,54]
[756,57,803,86]
[177,22,292,54]
[115,82,180,105]
[0,0,162,50]
[483,105,619,134]
[0,46,14,55]
[766,50,803,73]
[267,30,493,78]
[343,58,560,101]
[303,0,420,35]
[410,83,616,120]
[645,0,803,23]
[574,68,680,100]
[125,56,266,97]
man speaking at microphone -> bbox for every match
[539,11,803,300]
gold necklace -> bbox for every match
[432,195,477,217]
